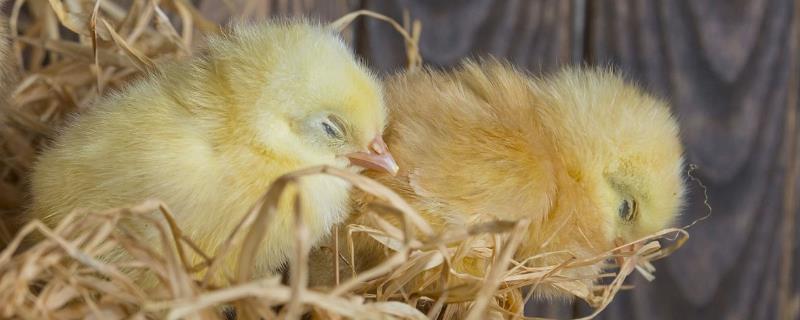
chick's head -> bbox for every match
[205,21,396,173]
[532,67,686,248]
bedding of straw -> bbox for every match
[0,1,694,319]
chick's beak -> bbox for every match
[346,135,399,175]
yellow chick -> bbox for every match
[311,61,685,300]
[28,20,398,285]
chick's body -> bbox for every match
[312,61,685,300]
[30,21,394,284]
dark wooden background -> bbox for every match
[196,0,800,318]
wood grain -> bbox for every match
[357,0,584,73]
[198,0,354,23]
[585,1,799,319]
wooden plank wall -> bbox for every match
[199,0,800,318]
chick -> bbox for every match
[311,61,685,300]
[28,20,398,286]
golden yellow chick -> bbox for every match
[311,61,685,299]
[29,20,398,285]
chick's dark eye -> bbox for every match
[618,199,637,222]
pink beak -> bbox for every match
[346,135,399,175]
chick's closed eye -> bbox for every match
[323,114,350,140]
[322,119,342,139]
[618,198,638,222]
[300,113,347,148]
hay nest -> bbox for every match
[0,1,692,319]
